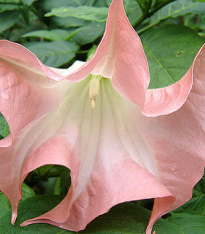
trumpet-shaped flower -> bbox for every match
[0,0,205,233]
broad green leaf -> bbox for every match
[0,198,182,234]
[168,213,205,233]
[39,0,95,11]
[22,30,67,41]
[0,114,6,138]
[0,5,20,13]
[21,183,35,201]
[24,41,79,67]
[45,6,108,23]
[36,0,95,28]
[0,192,11,218]
[140,24,205,88]
[34,165,54,180]
[0,114,10,138]
[146,0,205,31]
[0,183,35,219]
[0,10,21,33]
[82,202,182,234]
[73,22,105,45]
[60,168,71,186]
[0,0,19,2]
[23,0,36,5]
[87,45,98,61]
[172,172,205,216]
[136,0,151,11]
[1,195,204,233]
[22,29,81,41]
[0,195,69,233]
[95,0,109,7]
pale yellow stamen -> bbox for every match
[91,99,95,110]
[89,75,101,110]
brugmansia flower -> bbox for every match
[0,0,205,233]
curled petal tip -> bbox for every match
[11,212,17,225]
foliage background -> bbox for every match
[0,0,205,233]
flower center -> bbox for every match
[89,75,102,110]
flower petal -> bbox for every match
[0,41,84,143]
[129,44,205,233]
[0,40,64,81]
[65,0,150,106]
[0,77,87,224]
[20,79,173,231]
[142,44,205,116]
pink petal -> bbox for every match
[0,41,83,143]
[129,44,205,233]
[20,78,173,231]
[142,44,205,117]
[0,76,86,224]
[65,0,150,106]
[0,40,64,81]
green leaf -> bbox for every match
[24,41,79,67]
[0,195,69,233]
[0,199,179,234]
[1,195,204,233]
[34,165,54,180]
[0,193,11,218]
[37,0,95,28]
[0,4,20,13]
[146,0,205,30]
[45,6,108,22]
[72,21,105,45]
[87,44,98,61]
[23,0,36,5]
[22,29,80,41]
[21,183,35,201]
[22,30,67,41]
[136,0,151,11]
[39,0,95,11]
[172,172,205,216]
[0,114,10,138]
[0,10,21,33]
[140,24,205,88]
[168,213,205,233]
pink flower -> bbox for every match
[0,0,205,233]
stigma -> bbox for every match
[89,75,101,110]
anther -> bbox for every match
[89,75,101,110]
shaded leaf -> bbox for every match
[0,114,9,138]
[21,183,35,201]
[0,11,21,33]
[39,0,95,11]
[22,29,80,41]
[34,165,54,180]
[140,24,205,88]
[0,198,183,234]
[147,0,205,29]
[45,6,108,23]
[24,41,79,67]
[22,30,67,41]
[73,21,105,45]
[0,195,68,233]
[23,0,36,5]
[169,213,205,234]
[0,193,11,218]
[172,172,205,216]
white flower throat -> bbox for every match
[89,75,102,110]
